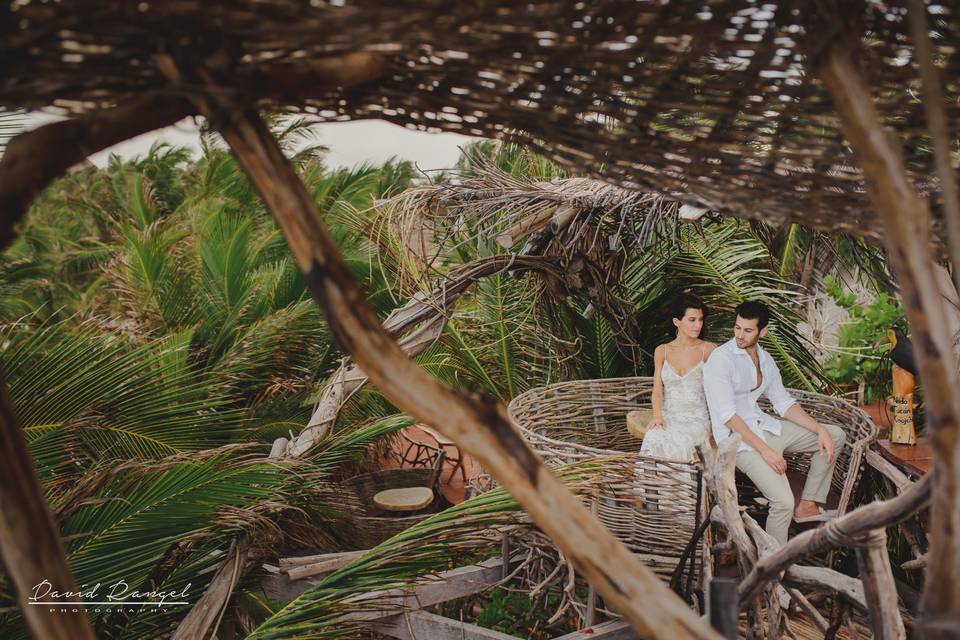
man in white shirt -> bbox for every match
[702,301,846,544]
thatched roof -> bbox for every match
[2,1,958,242]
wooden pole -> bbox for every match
[708,578,739,640]
[0,376,96,640]
[209,107,721,640]
[855,530,906,640]
[819,43,960,637]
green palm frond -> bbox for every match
[0,323,244,474]
[0,446,294,640]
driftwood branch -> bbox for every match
[295,254,560,452]
[738,473,931,603]
[820,42,960,634]
[865,449,915,494]
[210,106,720,640]
[782,566,865,611]
[0,94,193,250]
[855,530,906,640]
[699,438,756,574]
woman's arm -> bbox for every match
[648,345,666,429]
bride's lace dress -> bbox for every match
[640,360,710,461]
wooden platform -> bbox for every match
[877,437,932,478]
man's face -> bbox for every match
[734,315,766,349]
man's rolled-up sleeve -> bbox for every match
[765,359,797,416]
[703,353,737,426]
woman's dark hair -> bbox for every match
[735,300,770,329]
[670,294,708,332]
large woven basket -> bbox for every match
[507,377,878,574]
[508,377,706,581]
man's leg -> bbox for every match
[736,440,794,545]
[778,420,846,514]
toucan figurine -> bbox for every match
[885,328,917,376]
[880,328,918,444]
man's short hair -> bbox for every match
[735,300,770,329]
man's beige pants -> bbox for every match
[735,421,846,545]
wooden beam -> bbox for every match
[213,106,721,640]
[0,376,95,640]
[261,556,517,613]
[908,0,960,297]
[372,610,520,640]
[819,43,960,637]
[279,550,366,581]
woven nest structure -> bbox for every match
[507,377,878,574]
[2,1,958,243]
[339,467,444,549]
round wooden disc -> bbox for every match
[372,487,434,512]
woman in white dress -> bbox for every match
[640,295,716,461]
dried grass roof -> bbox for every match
[2,1,958,241]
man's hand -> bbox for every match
[761,447,787,475]
[818,427,835,464]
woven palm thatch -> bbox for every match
[507,377,878,566]
[3,1,958,242]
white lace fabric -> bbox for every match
[639,360,710,461]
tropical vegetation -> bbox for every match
[0,125,901,638]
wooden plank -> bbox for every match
[372,610,520,640]
[282,550,366,581]
[261,555,520,614]
[554,620,639,639]
[279,549,364,572]
[877,438,933,478]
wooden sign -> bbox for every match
[889,365,917,445]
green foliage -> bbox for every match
[822,275,906,402]
[474,587,556,638]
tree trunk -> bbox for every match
[819,43,960,637]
